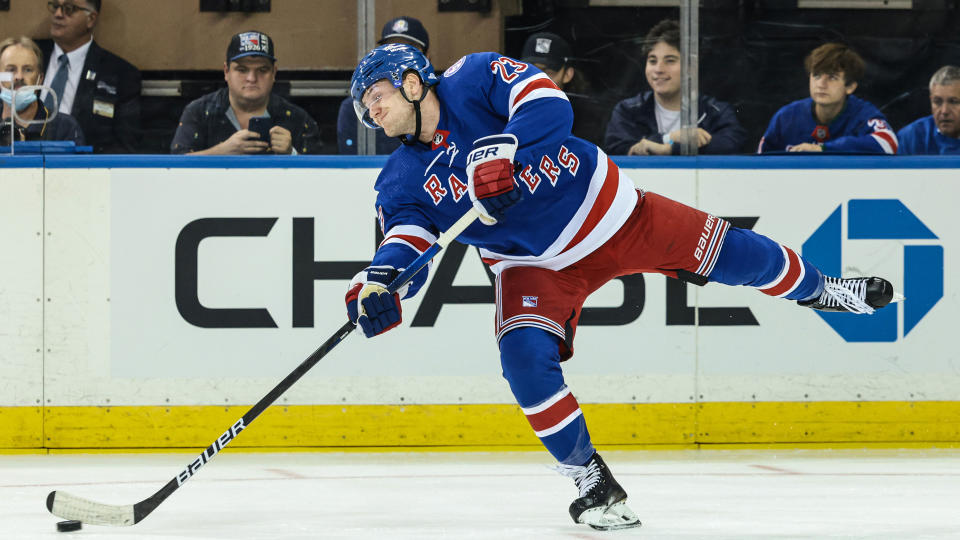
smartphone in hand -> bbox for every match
[247,116,273,152]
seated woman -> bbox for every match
[1,36,84,145]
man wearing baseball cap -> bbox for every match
[171,30,321,154]
[519,31,608,145]
[521,32,574,90]
[337,16,431,155]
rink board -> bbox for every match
[1,155,958,449]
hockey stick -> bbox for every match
[46,208,481,526]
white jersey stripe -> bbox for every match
[702,220,730,277]
[753,245,790,290]
[497,320,566,343]
[480,148,637,275]
[520,387,572,415]
[697,219,730,277]
[511,88,569,120]
[770,259,806,298]
[382,224,438,245]
[380,237,428,254]
[507,73,552,119]
[499,313,565,335]
[871,132,896,154]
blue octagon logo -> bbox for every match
[803,199,943,342]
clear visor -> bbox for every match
[352,79,399,130]
[352,98,380,130]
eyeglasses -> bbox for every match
[46,1,94,17]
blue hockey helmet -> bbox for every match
[350,43,440,129]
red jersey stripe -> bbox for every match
[561,158,619,253]
[381,234,433,253]
[525,392,580,432]
[512,77,561,109]
[873,130,898,153]
[761,247,801,297]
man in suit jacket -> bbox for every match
[38,0,141,153]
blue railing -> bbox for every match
[1,154,959,170]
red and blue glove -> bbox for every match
[465,134,523,225]
[345,266,405,338]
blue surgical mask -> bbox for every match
[0,87,38,111]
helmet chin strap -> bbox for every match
[397,85,430,146]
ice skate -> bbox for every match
[555,453,641,531]
[798,276,900,314]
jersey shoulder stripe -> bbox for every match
[508,73,568,119]
[380,224,438,254]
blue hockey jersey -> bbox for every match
[368,53,638,298]
[896,115,960,155]
[758,95,898,154]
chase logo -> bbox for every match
[802,200,943,342]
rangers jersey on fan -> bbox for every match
[758,95,898,154]
[369,52,637,298]
[896,115,960,155]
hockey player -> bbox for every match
[345,43,896,530]
[758,43,898,154]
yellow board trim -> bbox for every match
[2,401,960,450]
[0,407,42,448]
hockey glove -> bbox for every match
[345,266,406,338]
[465,133,523,225]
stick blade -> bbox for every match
[47,490,136,526]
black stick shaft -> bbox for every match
[133,320,355,522]
[128,208,479,523]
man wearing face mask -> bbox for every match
[1,36,84,145]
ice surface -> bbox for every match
[2,448,959,539]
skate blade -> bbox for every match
[891,291,905,304]
[578,501,642,531]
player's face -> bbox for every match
[362,79,410,136]
[225,57,276,107]
[809,71,856,107]
[930,82,960,138]
[645,42,681,99]
[1,45,43,90]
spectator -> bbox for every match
[37,0,140,153]
[897,65,960,155]
[171,31,321,155]
[603,19,745,155]
[520,32,608,145]
[1,36,84,145]
[758,42,897,154]
[337,16,430,155]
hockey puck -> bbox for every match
[56,520,82,532]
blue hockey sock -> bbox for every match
[499,327,595,466]
[709,227,824,301]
